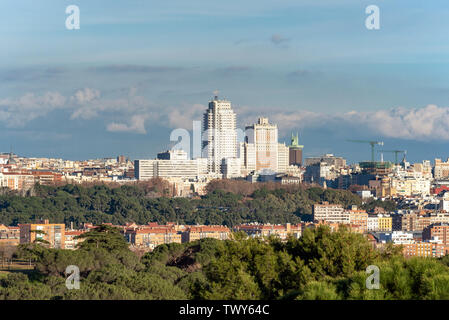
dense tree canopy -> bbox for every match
[0,182,364,227]
[2,224,449,300]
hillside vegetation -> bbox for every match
[1,224,448,300]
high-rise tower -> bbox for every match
[202,96,238,174]
[245,117,278,172]
[289,132,304,166]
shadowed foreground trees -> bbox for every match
[2,224,449,300]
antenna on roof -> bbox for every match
[213,89,219,100]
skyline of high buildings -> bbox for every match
[135,96,303,182]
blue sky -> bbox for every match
[1,0,449,163]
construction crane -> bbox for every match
[378,150,407,164]
[347,139,384,162]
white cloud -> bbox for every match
[106,115,147,134]
[166,103,205,129]
[244,104,449,141]
[2,87,449,142]
[69,87,153,120]
[341,104,449,140]
[71,88,100,104]
[0,91,66,127]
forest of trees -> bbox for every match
[1,224,449,300]
[0,180,395,228]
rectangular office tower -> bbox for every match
[289,132,304,167]
[245,117,278,173]
[202,96,238,174]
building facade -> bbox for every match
[202,96,238,174]
[19,220,65,249]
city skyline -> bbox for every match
[2,95,449,166]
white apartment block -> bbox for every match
[367,216,379,232]
[390,177,430,197]
[277,143,289,173]
[313,203,349,224]
[223,158,242,179]
[379,231,415,244]
[202,97,238,174]
[134,158,208,180]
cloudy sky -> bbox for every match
[2,0,449,163]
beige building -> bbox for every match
[182,226,230,242]
[277,143,289,173]
[234,223,302,240]
[128,228,182,249]
[64,230,85,250]
[313,203,349,224]
[245,117,279,172]
[19,220,65,249]
[0,225,20,248]
[434,158,449,179]
[348,210,368,233]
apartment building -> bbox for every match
[348,210,368,233]
[134,157,208,181]
[129,228,182,249]
[234,223,302,240]
[277,143,289,173]
[0,225,20,247]
[367,215,379,232]
[182,226,230,242]
[422,223,449,245]
[0,172,35,191]
[19,220,65,249]
[245,117,279,172]
[64,230,85,250]
[434,158,449,180]
[377,231,415,244]
[313,203,349,224]
[393,212,449,232]
[402,242,449,258]
[378,214,393,232]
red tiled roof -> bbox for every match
[65,230,85,236]
[186,226,230,233]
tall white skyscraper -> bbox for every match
[202,96,238,174]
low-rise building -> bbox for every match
[0,225,20,247]
[182,226,230,243]
[348,210,368,233]
[64,230,86,250]
[378,214,393,232]
[234,223,302,240]
[128,228,182,249]
[422,223,449,245]
[313,203,349,224]
[19,220,65,249]
[402,242,449,258]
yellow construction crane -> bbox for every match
[347,139,384,162]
